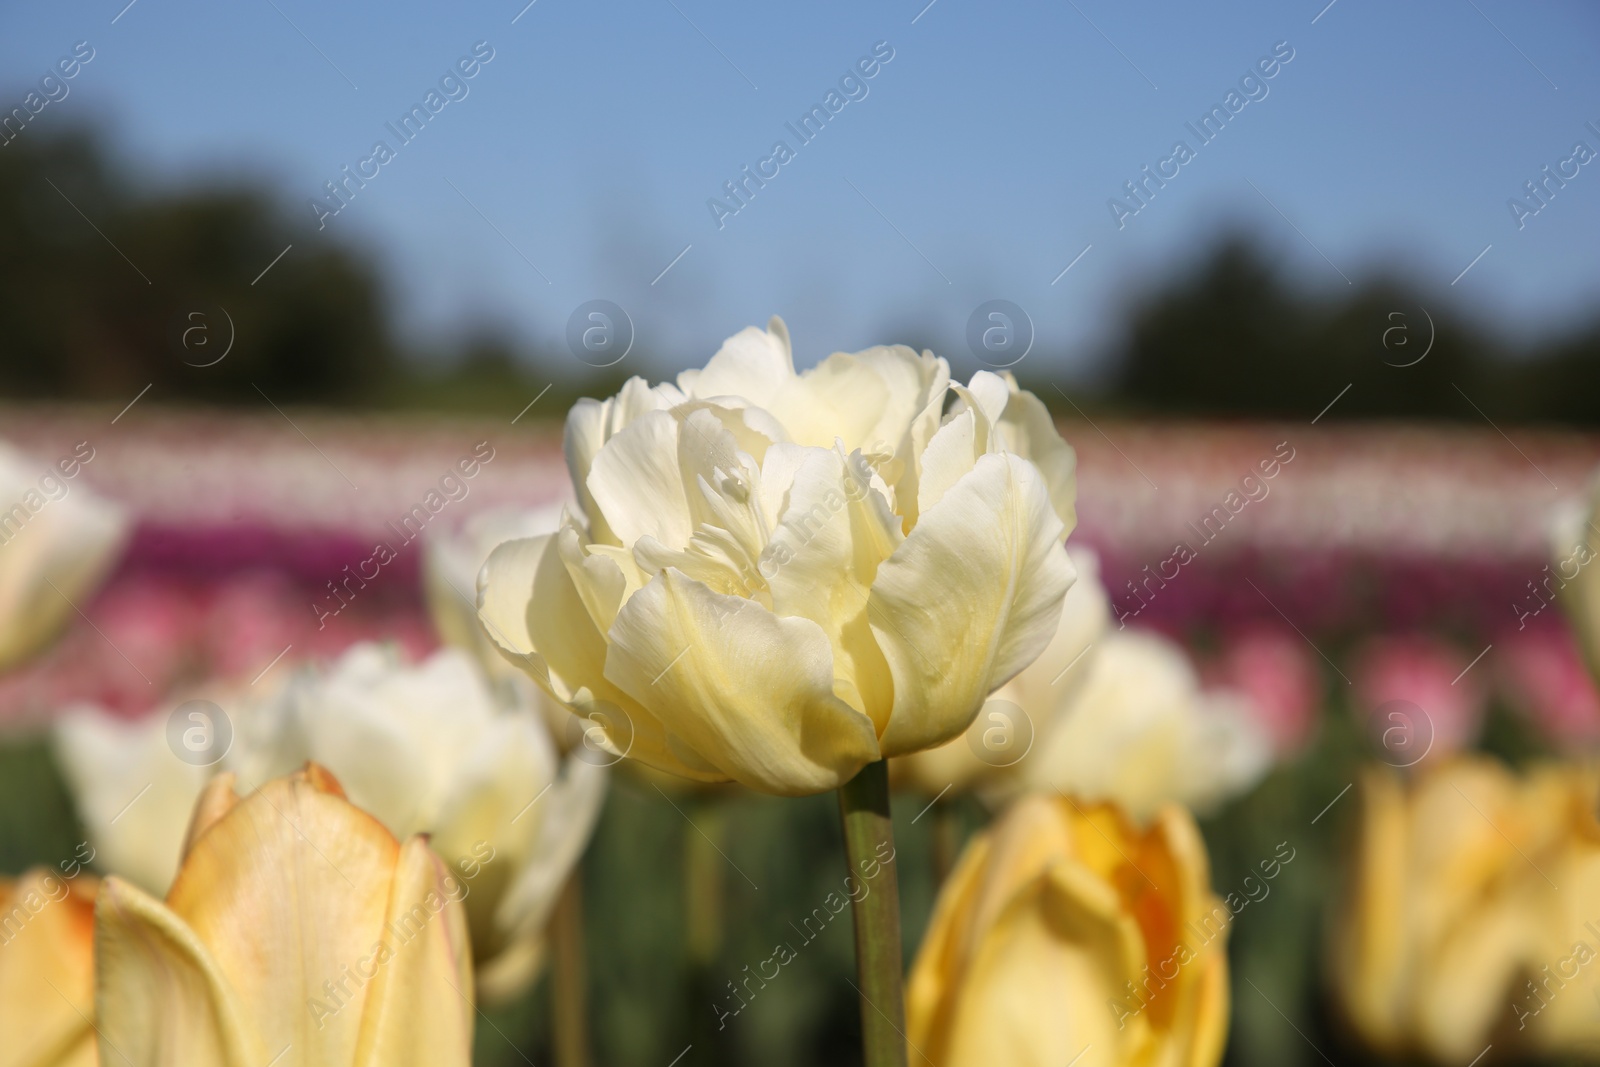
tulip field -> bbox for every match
[2,398,1598,1067]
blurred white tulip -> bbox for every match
[0,440,129,672]
[229,643,607,1001]
[424,504,575,743]
[1025,628,1271,820]
[53,701,213,896]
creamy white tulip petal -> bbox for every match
[893,545,1108,797]
[424,503,567,693]
[605,567,880,794]
[1550,474,1600,677]
[872,453,1072,757]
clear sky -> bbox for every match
[3,0,1598,379]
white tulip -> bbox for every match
[228,643,607,1001]
[53,701,213,896]
[424,504,575,743]
[1025,628,1272,820]
[0,440,129,672]
[480,317,1078,796]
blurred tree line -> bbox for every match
[1104,236,1600,425]
[4,125,1598,424]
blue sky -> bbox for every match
[3,0,1598,380]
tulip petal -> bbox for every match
[302,647,496,840]
[566,378,676,546]
[871,452,1072,758]
[764,446,902,732]
[604,567,880,794]
[994,379,1078,535]
[941,862,1148,1067]
[0,442,130,671]
[588,409,696,551]
[915,407,980,520]
[351,838,475,1067]
[430,713,559,960]
[95,875,255,1067]
[0,870,97,1067]
[676,319,794,408]
[486,757,609,997]
[484,527,730,784]
[164,768,402,1065]
[181,773,243,862]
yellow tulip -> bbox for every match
[94,763,475,1066]
[0,441,129,673]
[906,793,1230,1067]
[0,868,98,1067]
[1331,757,1600,1064]
[479,317,1077,795]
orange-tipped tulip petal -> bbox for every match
[94,764,474,1067]
[0,868,98,1067]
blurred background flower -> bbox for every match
[1329,758,1600,1065]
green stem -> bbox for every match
[837,759,909,1067]
[685,800,727,1066]
[932,798,959,887]
[550,869,592,1067]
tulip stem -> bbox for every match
[932,798,959,886]
[837,759,909,1067]
[550,869,592,1067]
